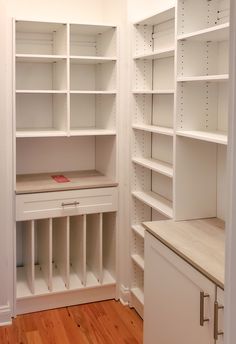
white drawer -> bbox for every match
[16,187,118,221]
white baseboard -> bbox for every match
[119,284,130,305]
[0,304,12,326]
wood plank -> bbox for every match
[16,170,118,194]
[0,301,143,344]
[143,218,225,288]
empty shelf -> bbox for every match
[132,190,173,218]
[16,90,67,94]
[132,124,174,136]
[70,128,116,136]
[134,47,175,60]
[133,89,174,95]
[177,75,229,82]
[15,54,67,63]
[70,56,117,64]
[132,224,145,239]
[70,90,117,94]
[16,129,67,138]
[134,6,175,26]
[131,287,144,305]
[176,130,228,145]
[131,254,144,270]
[177,23,229,42]
[132,157,173,178]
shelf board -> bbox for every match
[130,287,144,305]
[16,128,67,138]
[16,169,118,194]
[70,90,117,95]
[132,157,173,178]
[177,23,229,42]
[132,190,173,218]
[177,75,229,82]
[134,6,175,26]
[17,267,33,299]
[132,123,174,136]
[70,56,117,64]
[131,254,145,271]
[16,54,67,63]
[34,265,51,295]
[102,269,116,286]
[132,224,145,239]
[133,89,174,95]
[70,23,117,35]
[134,47,175,60]
[16,90,67,94]
[69,128,116,136]
[176,130,228,145]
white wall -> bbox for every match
[127,0,175,22]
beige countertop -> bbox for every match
[16,170,118,194]
[143,218,225,289]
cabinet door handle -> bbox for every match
[61,201,80,207]
[200,291,210,326]
[214,301,224,340]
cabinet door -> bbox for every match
[144,232,215,344]
[215,288,224,344]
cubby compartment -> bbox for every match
[70,94,116,134]
[86,213,102,286]
[177,0,230,35]
[176,81,228,144]
[102,212,116,284]
[177,40,229,78]
[16,221,35,298]
[16,93,67,137]
[175,136,227,221]
[16,59,67,91]
[69,215,86,288]
[15,21,67,56]
[131,231,144,271]
[132,164,173,218]
[70,60,116,91]
[133,7,175,58]
[52,217,69,291]
[70,24,117,58]
[133,57,174,92]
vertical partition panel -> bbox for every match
[36,218,52,292]
[86,213,102,286]
[70,215,86,288]
[23,220,35,295]
[102,212,116,284]
[53,216,69,290]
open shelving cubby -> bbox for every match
[130,6,175,318]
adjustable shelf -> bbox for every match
[132,157,173,178]
[15,54,67,63]
[70,56,117,64]
[177,75,229,82]
[132,191,173,218]
[131,254,144,271]
[176,130,227,145]
[177,23,229,42]
[132,124,173,136]
[134,6,175,26]
[132,90,174,95]
[132,224,145,239]
[134,47,175,60]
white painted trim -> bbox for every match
[0,304,12,327]
[119,284,130,305]
[225,1,236,343]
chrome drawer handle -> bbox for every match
[200,292,210,326]
[61,201,80,207]
[214,301,224,340]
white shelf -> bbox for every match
[132,224,145,239]
[134,6,175,26]
[17,267,32,298]
[132,190,173,218]
[131,287,144,305]
[69,128,116,136]
[102,269,116,286]
[177,23,229,42]
[134,47,175,60]
[34,265,50,295]
[70,56,117,64]
[16,54,67,63]
[70,90,117,94]
[176,130,228,145]
[177,75,229,82]
[132,157,173,178]
[133,89,174,95]
[16,90,67,94]
[131,254,144,271]
[132,124,174,136]
[16,129,67,138]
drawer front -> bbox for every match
[16,187,118,220]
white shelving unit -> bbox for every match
[14,19,119,315]
[130,6,175,318]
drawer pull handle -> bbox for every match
[61,201,80,207]
[200,292,210,326]
[214,301,224,340]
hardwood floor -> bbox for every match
[0,300,143,344]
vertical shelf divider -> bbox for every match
[23,220,35,295]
